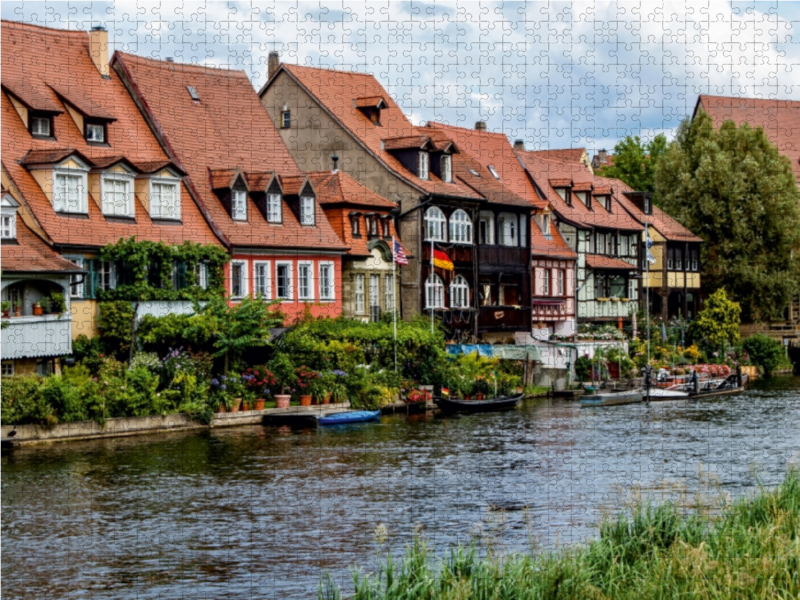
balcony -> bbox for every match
[1,314,72,359]
[578,298,638,320]
[477,305,532,332]
[478,245,529,269]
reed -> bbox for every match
[320,469,800,599]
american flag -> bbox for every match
[393,238,408,265]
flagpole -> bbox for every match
[431,235,434,334]
[393,236,398,373]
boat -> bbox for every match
[433,393,523,413]
[580,389,643,407]
[688,373,747,399]
[646,388,690,401]
[317,410,381,425]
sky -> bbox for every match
[3,1,799,155]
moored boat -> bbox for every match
[318,410,381,425]
[580,389,643,407]
[646,388,690,401]
[434,394,523,413]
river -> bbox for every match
[3,376,800,599]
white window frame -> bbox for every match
[369,273,380,320]
[519,214,527,247]
[354,273,365,314]
[542,214,551,235]
[230,260,248,299]
[31,116,51,136]
[498,212,518,247]
[1,214,16,239]
[149,179,181,220]
[53,170,88,214]
[98,260,116,292]
[440,154,452,183]
[281,110,291,128]
[300,196,315,225]
[596,232,606,255]
[267,193,282,223]
[318,261,335,301]
[1,362,15,377]
[384,273,395,312]
[424,206,447,241]
[449,209,473,245]
[66,256,84,298]
[297,261,314,301]
[542,268,551,296]
[86,123,105,143]
[557,269,564,296]
[253,261,272,299]
[232,190,247,221]
[101,173,134,217]
[276,261,293,301]
[425,273,445,309]
[195,262,208,290]
[450,274,470,309]
[478,211,495,245]
[418,151,429,180]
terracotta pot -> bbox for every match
[322,392,331,405]
[476,393,485,400]
[242,401,251,411]
[14,308,21,317]
[2,310,9,319]
[299,394,312,407]
[216,404,226,414]
[254,399,265,411]
[275,394,291,409]
[464,394,472,400]
[33,305,43,316]
[229,398,241,413]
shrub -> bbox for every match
[743,334,790,376]
[574,356,592,382]
[0,375,48,425]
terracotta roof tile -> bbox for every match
[19,148,91,167]
[307,171,396,209]
[530,218,577,260]
[49,84,116,120]
[585,254,637,271]
[384,135,432,151]
[244,171,276,192]
[528,148,585,163]
[209,168,246,191]
[355,96,386,108]
[115,53,347,252]
[614,185,703,243]
[1,219,83,273]
[1,21,220,248]
[1,81,63,113]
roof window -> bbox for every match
[487,165,500,180]
[186,86,200,101]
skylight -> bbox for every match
[186,86,200,101]
[487,165,500,180]
[469,169,480,177]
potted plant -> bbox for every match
[32,301,43,316]
[295,366,317,407]
[225,375,243,412]
[13,301,21,317]
[1,301,9,318]
[211,377,230,413]
[39,297,52,314]
[50,292,66,315]
[309,371,330,405]
[473,377,490,400]
[269,354,297,409]
[328,370,347,404]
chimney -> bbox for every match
[598,149,608,163]
[89,25,109,77]
[165,57,174,63]
[475,121,486,131]
[331,153,339,173]
[513,139,525,151]
[268,51,280,79]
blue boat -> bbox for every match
[318,410,381,425]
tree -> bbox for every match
[655,111,800,322]
[595,134,667,192]
[742,334,788,377]
[688,288,741,353]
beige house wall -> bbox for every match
[70,300,99,339]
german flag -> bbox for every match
[433,249,454,271]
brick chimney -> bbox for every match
[89,25,109,77]
[513,139,525,151]
[475,121,487,131]
[268,51,280,79]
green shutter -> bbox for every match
[176,261,187,290]
[85,259,99,299]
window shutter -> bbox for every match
[85,259,99,299]
[176,261,187,290]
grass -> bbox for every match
[319,469,800,599]
[524,386,551,398]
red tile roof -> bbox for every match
[1,219,83,273]
[269,65,483,201]
[354,96,386,108]
[696,95,800,186]
[49,83,116,120]
[527,148,586,164]
[115,53,347,252]
[515,150,643,231]
[585,254,637,271]
[307,171,397,209]
[1,20,220,248]
[613,185,704,243]
[530,218,577,260]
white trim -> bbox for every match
[449,209,473,245]
[253,260,272,299]
[297,260,314,301]
[232,190,248,221]
[230,259,248,299]
[53,169,88,214]
[440,154,452,182]
[275,260,294,301]
[424,206,446,241]
[101,172,135,217]
[418,151,429,180]
[318,261,335,301]
[425,273,445,309]
[354,273,365,314]
[450,274,470,308]
[149,178,181,220]
[384,273,395,312]
[266,193,282,223]
[498,212,519,247]
[86,123,105,143]
[300,196,315,225]
[1,214,16,239]
[65,255,85,298]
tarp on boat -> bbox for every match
[446,344,541,361]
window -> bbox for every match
[450,275,470,308]
[1,362,14,377]
[644,196,651,214]
[298,261,314,300]
[381,218,390,237]
[418,151,429,180]
[595,273,609,299]
[610,275,626,298]
[667,247,675,270]
[597,195,610,211]
[487,165,500,180]
[281,110,291,128]
[384,274,395,312]
[499,283,519,305]
[479,212,495,244]
[555,188,567,201]
[54,172,86,214]
[574,191,588,207]
[98,260,115,292]
[557,270,564,296]
[267,193,282,223]
[69,256,84,298]
[449,209,473,244]
[253,261,272,299]
[276,262,292,300]
[194,262,208,290]
[1,214,16,239]
[151,181,180,220]
[30,114,51,137]
[596,232,606,254]
[351,215,361,236]
[231,190,247,221]
[102,177,133,217]
[440,155,452,182]
[675,247,683,271]
[187,86,201,101]
[542,268,551,296]
[424,206,446,241]
[628,279,637,300]
[86,123,105,143]
[230,260,247,299]
[498,213,518,246]
[542,214,551,235]
[367,215,378,236]
[369,274,380,322]
[690,248,699,271]
[300,196,315,225]
[319,262,334,301]
[354,273,365,314]
[425,273,444,309]
[621,234,630,256]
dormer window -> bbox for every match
[542,214,551,235]
[418,152,429,180]
[281,110,291,128]
[30,113,52,138]
[101,172,134,217]
[266,193,282,223]
[367,214,378,236]
[597,195,610,211]
[86,122,105,143]
[381,217,390,237]
[232,189,247,221]
[487,165,500,180]
[150,180,181,220]
[644,195,651,214]
[355,96,386,126]
[350,213,361,236]
[300,196,315,225]
[440,155,452,183]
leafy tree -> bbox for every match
[688,288,741,353]
[655,111,800,321]
[742,334,789,377]
[595,134,667,192]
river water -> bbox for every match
[3,376,800,599]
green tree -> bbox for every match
[689,288,741,353]
[595,134,667,192]
[655,111,800,322]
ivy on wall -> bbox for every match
[98,237,229,302]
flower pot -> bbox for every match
[13,307,21,317]
[2,310,8,319]
[476,393,485,400]
[254,399,265,411]
[230,398,242,413]
[216,404,226,414]
[322,392,331,405]
[464,394,472,400]
[275,394,291,409]
[299,394,312,407]
[242,401,251,411]
[32,305,43,316]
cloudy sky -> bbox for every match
[3,1,799,155]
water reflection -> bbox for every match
[3,377,800,598]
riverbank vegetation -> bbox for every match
[320,469,800,599]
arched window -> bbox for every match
[424,206,447,241]
[425,273,445,309]
[450,275,470,308]
[449,209,473,244]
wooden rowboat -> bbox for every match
[434,394,523,413]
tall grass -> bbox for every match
[320,469,800,599]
